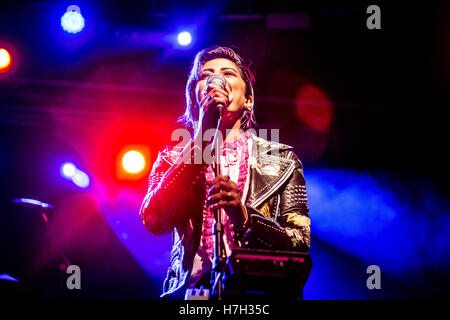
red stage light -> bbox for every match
[122,150,146,174]
[295,84,333,131]
[0,48,12,73]
[116,145,151,181]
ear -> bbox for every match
[244,94,254,111]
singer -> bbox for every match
[140,46,311,299]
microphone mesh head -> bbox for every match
[206,74,226,90]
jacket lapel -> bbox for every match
[245,135,295,209]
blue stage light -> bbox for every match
[177,31,192,46]
[61,5,85,34]
[0,274,19,282]
[60,162,90,189]
[72,170,90,188]
[61,162,76,178]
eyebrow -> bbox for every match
[201,67,238,73]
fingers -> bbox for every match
[204,176,246,225]
[208,176,238,195]
[209,174,231,185]
[200,85,229,111]
[210,200,241,210]
[203,83,229,96]
[210,174,230,186]
[201,85,225,101]
[205,175,239,207]
[208,180,234,194]
[206,190,240,207]
[200,92,228,109]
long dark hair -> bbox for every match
[178,46,256,133]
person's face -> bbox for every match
[195,58,253,124]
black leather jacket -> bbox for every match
[140,133,311,298]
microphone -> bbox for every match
[206,74,227,118]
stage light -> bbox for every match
[295,84,333,131]
[0,48,12,73]
[61,5,85,34]
[72,170,90,188]
[60,162,90,188]
[122,150,145,174]
[0,274,19,282]
[115,145,150,181]
[61,162,76,178]
[177,31,192,46]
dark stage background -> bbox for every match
[0,0,449,299]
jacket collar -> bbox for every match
[245,134,296,208]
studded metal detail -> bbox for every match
[247,158,291,204]
[148,172,164,189]
[284,184,308,208]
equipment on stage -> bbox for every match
[223,248,312,299]
[186,247,312,300]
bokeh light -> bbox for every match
[60,162,90,188]
[0,48,12,73]
[122,150,146,174]
[61,162,76,178]
[61,5,85,34]
[177,31,192,46]
[295,84,333,131]
[72,170,90,188]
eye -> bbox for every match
[199,73,210,80]
[224,72,235,77]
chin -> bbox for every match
[222,109,242,125]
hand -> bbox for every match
[205,175,248,228]
[198,84,230,130]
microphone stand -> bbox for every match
[210,107,227,301]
